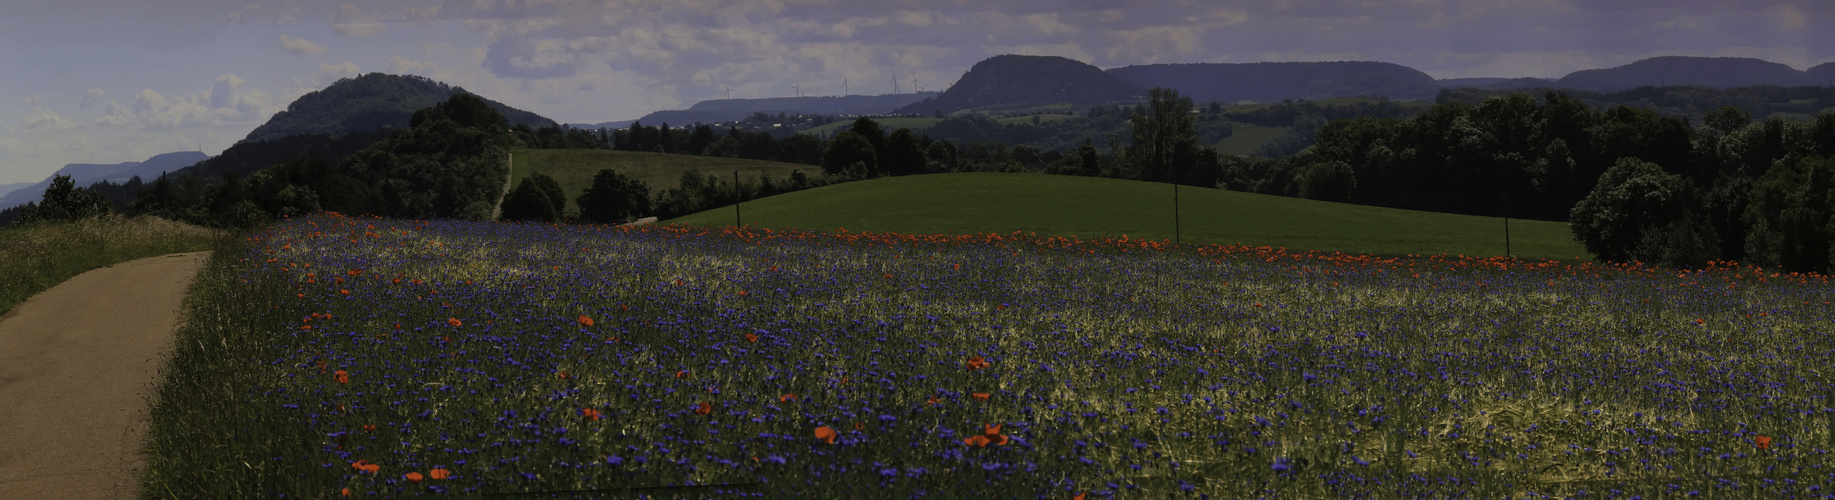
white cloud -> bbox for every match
[333,4,385,37]
[387,56,444,78]
[1104,25,1204,63]
[1024,13,1079,35]
[80,89,106,110]
[279,35,325,55]
[8,107,78,132]
[311,61,363,88]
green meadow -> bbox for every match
[669,173,1589,261]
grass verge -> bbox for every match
[0,215,229,316]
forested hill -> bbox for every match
[893,55,1143,115]
[241,73,555,143]
[1555,56,1814,92]
[1106,61,1440,103]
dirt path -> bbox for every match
[492,151,513,220]
[0,251,210,499]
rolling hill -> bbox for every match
[1554,56,1814,92]
[1107,61,1440,103]
[509,149,815,215]
[667,173,1589,261]
[893,55,1144,115]
[241,73,555,144]
[0,151,209,210]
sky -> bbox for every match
[1,0,1830,185]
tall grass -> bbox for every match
[0,215,229,316]
[138,235,314,499]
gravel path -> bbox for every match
[0,252,210,499]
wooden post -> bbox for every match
[1173,183,1181,246]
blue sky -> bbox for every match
[2,0,1829,184]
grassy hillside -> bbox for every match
[509,149,814,215]
[669,173,1590,261]
[1213,123,1293,156]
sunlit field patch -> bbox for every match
[148,212,1834,498]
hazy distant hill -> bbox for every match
[566,120,637,130]
[0,151,209,209]
[0,182,30,200]
[1106,61,1440,103]
[894,55,1144,115]
[634,92,939,126]
[1438,77,1559,91]
[1555,56,1812,92]
[241,73,555,143]
[1808,62,1835,86]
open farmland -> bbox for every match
[139,213,1835,498]
[672,173,1588,262]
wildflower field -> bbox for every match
[143,212,1835,498]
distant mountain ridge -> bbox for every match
[1106,61,1440,103]
[241,73,555,143]
[1555,56,1815,92]
[632,92,939,126]
[0,151,209,210]
[1438,77,1559,91]
[894,55,1144,115]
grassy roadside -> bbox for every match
[0,216,230,316]
[137,233,312,498]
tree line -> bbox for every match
[14,87,1834,274]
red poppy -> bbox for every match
[1756,435,1772,450]
[341,487,350,497]
[963,435,990,447]
[695,402,712,416]
[578,315,595,327]
[675,370,689,379]
[814,426,837,444]
[362,424,376,433]
[739,291,749,296]
[404,472,424,483]
[982,423,1009,445]
[555,371,571,380]
[745,333,759,342]
[429,468,450,480]
[780,393,796,403]
[1074,494,1086,500]
[447,318,463,327]
[927,396,941,406]
[854,421,865,431]
[972,392,990,402]
[965,356,990,372]
[582,408,602,421]
[334,370,349,384]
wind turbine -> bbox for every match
[791,81,801,98]
[891,71,900,94]
[723,84,731,99]
[844,78,849,96]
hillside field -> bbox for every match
[510,149,815,215]
[669,173,1589,261]
[1213,124,1292,156]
